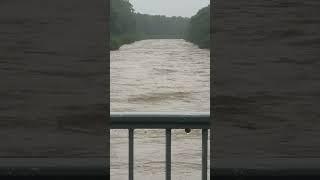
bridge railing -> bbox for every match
[111,112,210,180]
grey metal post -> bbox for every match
[166,129,171,180]
[202,129,208,180]
[129,128,134,180]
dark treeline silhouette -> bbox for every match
[110,0,137,50]
[110,0,189,50]
[185,5,210,49]
[135,13,189,39]
[110,0,209,50]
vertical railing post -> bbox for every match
[166,128,171,180]
[129,128,134,180]
[202,129,208,180]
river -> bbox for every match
[110,39,210,180]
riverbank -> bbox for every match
[111,34,189,50]
[111,34,139,50]
[111,38,209,51]
[185,39,210,49]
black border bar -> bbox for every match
[212,158,320,176]
[0,158,107,176]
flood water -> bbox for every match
[110,39,210,180]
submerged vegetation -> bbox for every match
[110,0,210,50]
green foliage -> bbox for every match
[110,0,190,50]
[111,33,138,50]
[110,0,210,50]
[135,13,189,39]
[110,0,135,36]
[110,0,137,50]
[185,5,210,49]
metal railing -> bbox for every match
[111,112,210,180]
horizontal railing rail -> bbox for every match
[111,112,210,129]
[0,113,210,178]
[110,112,210,180]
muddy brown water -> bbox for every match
[110,39,210,180]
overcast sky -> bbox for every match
[129,0,210,18]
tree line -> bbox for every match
[135,13,189,39]
[110,0,210,50]
[185,5,210,49]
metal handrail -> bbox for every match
[111,112,210,129]
[110,112,210,180]
[0,113,210,178]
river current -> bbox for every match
[110,39,210,180]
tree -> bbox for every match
[185,5,210,49]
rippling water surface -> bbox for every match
[110,39,210,180]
